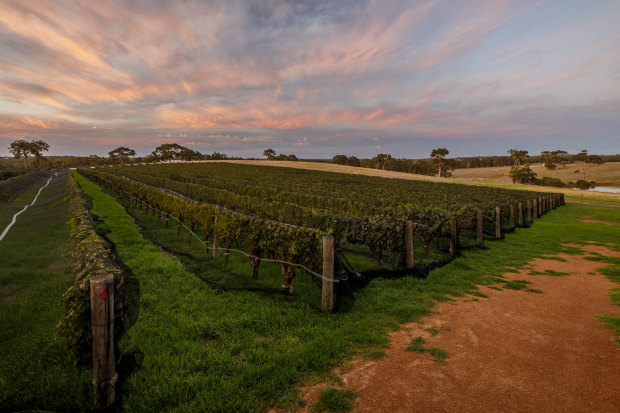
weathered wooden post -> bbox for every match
[212,216,219,259]
[518,202,524,227]
[449,218,458,257]
[405,220,414,270]
[477,209,484,247]
[533,199,538,218]
[90,274,116,409]
[527,200,532,224]
[495,206,501,239]
[188,222,194,244]
[509,204,515,230]
[538,197,543,216]
[322,235,335,311]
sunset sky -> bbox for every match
[1,0,619,158]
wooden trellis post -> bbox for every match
[476,209,483,247]
[322,235,334,311]
[188,222,194,244]
[495,206,501,239]
[449,218,458,257]
[533,199,538,218]
[404,220,414,270]
[527,200,532,224]
[212,215,219,259]
[509,204,515,230]
[177,219,182,235]
[518,202,524,227]
[90,274,116,409]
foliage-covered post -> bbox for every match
[404,220,414,270]
[509,204,515,230]
[476,209,483,247]
[177,219,182,235]
[449,218,458,257]
[322,235,335,311]
[212,216,219,259]
[90,274,116,409]
[495,206,501,239]
[518,202,524,227]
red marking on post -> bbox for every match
[99,288,108,300]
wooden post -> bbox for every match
[476,209,483,247]
[404,220,414,270]
[449,218,458,257]
[518,202,524,227]
[495,206,501,239]
[538,197,542,216]
[187,222,194,244]
[527,200,532,224]
[322,235,334,311]
[90,274,116,409]
[177,219,182,235]
[509,204,515,230]
[212,216,219,259]
[533,199,538,218]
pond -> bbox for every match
[586,186,620,193]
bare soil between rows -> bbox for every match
[300,245,620,413]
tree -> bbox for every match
[508,149,529,168]
[151,143,188,161]
[263,148,276,160]
[8,139,50,169]
[372,153,393,170]
[572,150,604,181]
[509,165,536,184]
[430,148,449,177]
[540,150,568,170]
[108,147,136,165]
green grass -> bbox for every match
[528,269,570,276]
[595,315,620,345]
[312,387,356,413]
[72,172,620,411]
[502,280,532,290]
[405,336,449,363]
[425,326,451,336]
[0,174,92,411]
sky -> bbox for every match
[0,0,619,159]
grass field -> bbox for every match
[0,173,92,411]
[71,170,619,412]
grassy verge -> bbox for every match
[74,171,620,412]
[0,173,92,411]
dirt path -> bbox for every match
[302,245,620,412]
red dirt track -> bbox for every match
[302,245,620,413]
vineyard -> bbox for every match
[80,162,563,309]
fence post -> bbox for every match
[212,216,219,259]
[538,197,543,216]
[449,218,458,257]
[495,206,501,239]
[322,235,335,311]
[509,204,515,230]
[90,274,116,409]
[533,199,538,218]
[518,202,523,227]
[527,200,532,224]
[405,220,414,270]
[477,209,484,247]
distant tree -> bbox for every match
[263,148,276,160]
[540,150,568,170]
[509,165,537,184]
[332,155,348,165]
[572,150,604,181]
[108,147,136,165]
[346,156,361,167]
[508,149,529,168]
[151,143,188,161]
[372,153,393,170]
[8,139,50,169]
[178,147,203,161]
[430,148,449,177]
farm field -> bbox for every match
[1,165,618,412]
[219,160,620,203]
